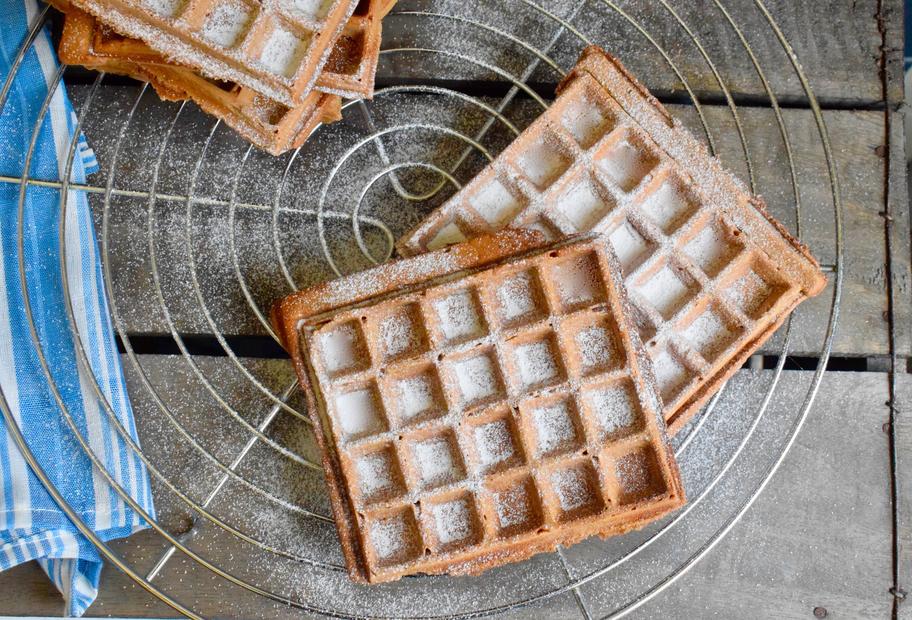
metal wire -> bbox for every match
[0,0,844,617]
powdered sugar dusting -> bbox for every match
[279,0,334,20]
[651,349,689,402]
[434,290,485,342]
[552,253,604,308]
[356,451,397,500]
[396,373,436,422]
[683,309,738,361]
[201,1,254,48]
[530,400,577,456]
[552,467,595,511]
[260,26,310,78]
[473,419,516,469]
[493,482,535,530]
[587,381,639,438]
[574,324,618,372]
[513,339,560,388]
[608,220,654,275]
[640,176,698,234]
[369,516,409,560]
[323,251,459,306]
[557,179,612,232]
[496,271,540,323]
[427,222,467,250]
[615,451,657,499]
[517,137,571,189]
[452,353,501,404]
[320,323,364,374]
[413,436,462,488]
[636,264,695,320]
[596,136,657,193]
[684,220,741,277]
[143,0,185,18]
[469,177,524,225]
[433,499,474,544]
[379,307,422,359]
[334,386,384,439]
[726,269,776,318]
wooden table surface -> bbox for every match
[0,0,909,618]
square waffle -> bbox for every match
[63,0,361,105]
[58,0,387,101]
[58,7,343,154]
[271,230,685,583]
[397,47,827,434]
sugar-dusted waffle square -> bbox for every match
[57,0,389,102]
[272,230,685,584]
[397,47,826,434]
[64,0,361,105]
[57,6,345,154]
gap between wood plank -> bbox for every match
[59,66,891,113]
[874,0,907,617]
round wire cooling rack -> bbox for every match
[0,1,844,618]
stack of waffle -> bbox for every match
[52,0,397,154]
[271,46,827,583]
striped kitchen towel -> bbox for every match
[0,0,155,616]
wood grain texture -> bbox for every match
[1,0,907,617]
[580,371,906,619]
[0,369,900,618]
[81,91,901,357]
[899,372,912,620]
[377,0,888,105]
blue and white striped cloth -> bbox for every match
[1,0,154,615]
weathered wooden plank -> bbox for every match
[1,368,897,618]
[898,374,912,620]
[376,0,889,105]
[889,112,912,366]
[571,371,901,619]
[72,83,900,357]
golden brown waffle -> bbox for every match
[397,47,827,434]
[315,0,386,98]
[58,0,387,100]
[271,230,685,583]
[58,8,342,154]
[64,0,360,105]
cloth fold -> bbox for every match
[0,0,154,615]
